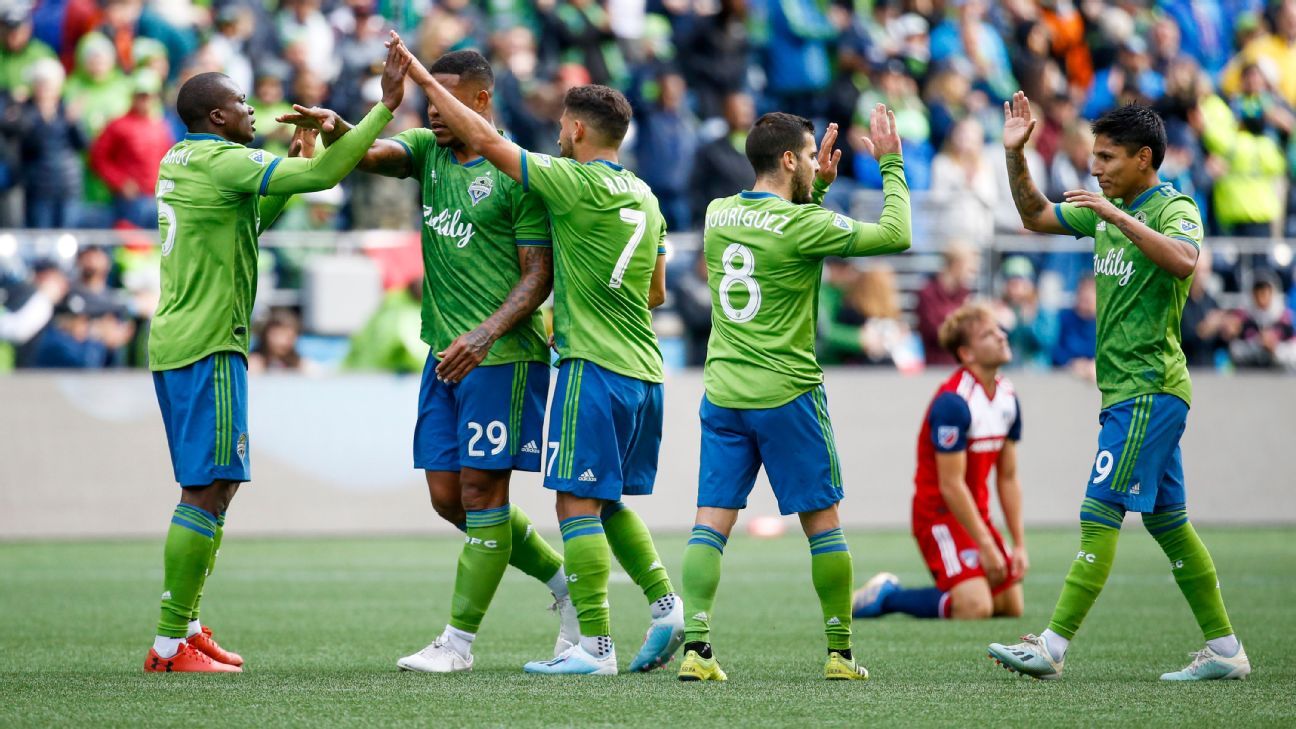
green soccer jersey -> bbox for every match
[702,153,912,409]
[149,104,392,370]
[393,129,551,365]
[520,151,665,382]
[1055,181,1204,408]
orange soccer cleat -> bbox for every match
[144,641,242,673]
[188,626,244,667]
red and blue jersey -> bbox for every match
[913,368,1021,520]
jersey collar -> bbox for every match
[1124,182,1169,212]
[590,158,624,171]
[452,155,487,167]
[183,133,228,143]
[739,190,782,200]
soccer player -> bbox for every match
[143,44,410,673]
[987,94,1250,681]
[852,303,1027,622]
[393,36,684,676]
[677,106,910,682]
[279,50,578,674]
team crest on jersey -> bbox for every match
[533,153,552,167]
[468,175,494,206]
[832,214,851,231]
[937,425,959,449]
[960,549,980,569]
[247,150,268,166]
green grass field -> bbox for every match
[2,526,1293,728]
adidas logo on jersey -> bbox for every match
[521,440,541,454]
[578,469,597,482]
[692,612,709,623]
[648,561,662,571]
[161,591,171,600]
[826,616,842,626]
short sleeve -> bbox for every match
[519,150,585,216]
[928,392,972,452]
[208,146,282,195]
[1055,201,1098,239]
[1008,395,1022,442]
[391,127,435,176]
[657,225,667,255]
[795,206,862,259]
[1157,197,1204,249]
[509,180,551,246]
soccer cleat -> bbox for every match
[1160,645,1251,681]
[852,572,900,618]
[188,626,243,667]
[677,650,727,682]
[987,634,1064,680]
[550,593,581,658]
[523,642,617,675]
[144,642,241,673]
[396,636,473,673]
[824,651,869,680]
[628,597,685,672]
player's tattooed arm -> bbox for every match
[435,245,554,383]
[1002,91,1067,235]
[1064,190,1199,279]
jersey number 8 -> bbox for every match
[719,243,761,322]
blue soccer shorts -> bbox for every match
[1085,393,1188,513]
[697,385,845,516]
[153,351,250,488]
[414,354,550,473]
[542,359,663,500]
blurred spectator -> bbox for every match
[63,32,131,140]
[248,310,314,373]
[70,244,112,301]
[635,70,696,231]
[763,0,838,119]
[1047,124,1099,199]
[1052,275,1096,379]
[668,251,712,367]
[929,0,1016,103]
[5,57,84,227]
[331,1,390,123]
[0,261,66,344]
[278,0,339,82]
[1229,270,1296,370]
[251,67,296,157]
[1040,0,1092,92]
[0,1,55,97]
[1203,63,1286,237]
[821,264,912,367]
[538,0,626,89]
[851,58,932,191]
[89,69,173,229]
[992,255,1056,369]
[206,4,256,94]
[689,91,755,223]
[342,283,428,373]
[923,62,981,154]
[675,0,750,121]
[98,0,195,82]
[31,289,134,368]
[1181,245,1230,368]
[916,240,979,365]
[1221,1,1296,108]
[1083,37,1164,119]
[931,118,996,244]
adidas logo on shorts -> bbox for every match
[521,440,540,454]
[578,469,598,482]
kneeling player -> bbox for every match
[853,304,1028,621]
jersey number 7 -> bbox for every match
[609,208,646,289]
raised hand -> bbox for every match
[288,125,318,158]
[276,104,339,133]
[381,30,414,111]
[1063,189,1121,222]
[1003,91,1037,151]
[858,103,902,161]
[816,122,843,186]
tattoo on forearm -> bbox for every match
[1006,149,1048,221]
[478,247,554,341]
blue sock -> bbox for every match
[880,586,947,618]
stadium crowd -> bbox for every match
[2,0,1296,372]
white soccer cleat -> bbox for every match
[396,636,473,673]
[551,593,581,658]
[987,634,1064,680]
[1160,645,1251,681]
[628,596,685,672]
[523,642,617,675]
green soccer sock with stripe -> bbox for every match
[157,504,219,643]
[601,501,675,608]
[808,528,853,653]
[1046,497,1125,646]
[188,510,225,629]
[682,525,726,650]
[1144,506,1236,647]
[506,505,567,595]
[448,504,513,635]
[559,515,613,654]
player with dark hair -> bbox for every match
[143,40,410,673]
[987,95,1250,681]
[677,105,910,682]
[281,47,579,674]
[852,303,1026,623]
[389,36,682,676]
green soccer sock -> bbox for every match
[560,515,612,637]
[1046,498,1125,640]
[158,504,218,638]
[602,501,674,603]
[1144,508,1234,640]
[190,511,225,622]
[808,528,853,652]
[448,505,513,634]
[507,504,564,588]
[682,525,727,644]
